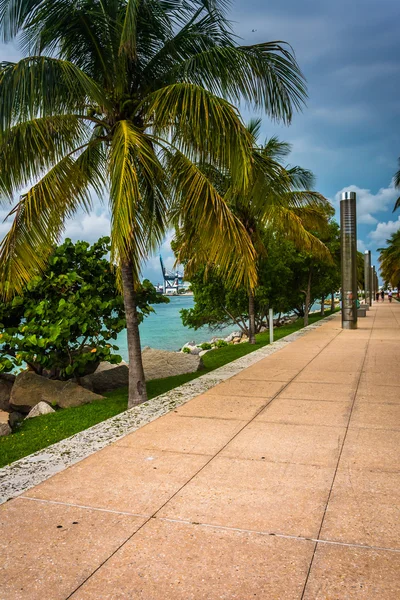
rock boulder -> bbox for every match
[0,410,11,436]
[10,372,104,412]
[142,347,204,380]
[80,362,129,394]
[25,401,56,419]
[81,350,204,393]
[0,374,15,412]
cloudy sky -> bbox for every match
[1,0,399,283]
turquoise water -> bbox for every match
[115,295,325,361]
[115,296,237,359]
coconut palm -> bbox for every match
[0,0,307,406]
[394,158,400,211]
[175,120,332,343]
[379,230,400,290]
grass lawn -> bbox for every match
[0,310,337,468]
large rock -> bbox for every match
[10,372,104,412]
[0,374,14,412]
[81,349,204,393]
[142,348,204,380]
[0,410,11,436]
[25,401,56,419]
[80,362,129,394]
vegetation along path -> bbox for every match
[1,302,399,599]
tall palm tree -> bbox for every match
[394,157,400,211]
[0,0,307,406]
[379,230,400,291]
[175,121,331,343]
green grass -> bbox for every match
[0,310,337,468]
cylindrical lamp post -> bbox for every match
[364,251,369,306]
[340,191,358,329]
[370,266,375,300]
[367,251,372,305]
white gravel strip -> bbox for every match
[0,314,338,504]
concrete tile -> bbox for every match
[340,428,400,471]
[321,468,400,549]
[174,394,268,420]
[233,364,299,381]
[303,543,400,600]
[203,378,285,398]
[359,371,400,387]
[356,383,400,404]
[309,354,365,373]
[256,398,351,427]
[278,381,355,402]
[159,456,334,538]
[115,412,247,454]
[295,369,359,385]
[70,519,314,600]
[0,497,144,600]
[221,421,345,467]
[350,401,400,430]
[24,446,210,515]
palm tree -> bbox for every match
[379,230,400,291]
[0,0,307,406]
[175,120,331,343]
[393,157,400,211]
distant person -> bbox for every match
[381,290,385,301]
[376,292,380,302]
[388,290,393,302]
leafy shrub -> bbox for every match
[182,347,191,354]
[200,342,212,350]
[214,339,228,348]
[0,237,168,379]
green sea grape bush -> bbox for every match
[0,238,167,379]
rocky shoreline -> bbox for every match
[179,313,300,355]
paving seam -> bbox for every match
[156,516,400,553]
[65,321,344,599]
[300,307,378,600]
[20,495,400,555]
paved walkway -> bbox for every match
[1,302,399,599]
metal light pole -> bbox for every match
[370,266,375,301]
[340,191,358,329]
[364,251,372,307]
[367,251,372,305]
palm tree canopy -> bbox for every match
[174,120,332,282]
[379,229,400,286]
[0,0,308,297]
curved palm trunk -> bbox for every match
[303,270,312,327]
[248,290,256,344]
[330,291,335,313]
[320,294,325,317]
[121,258,148,407]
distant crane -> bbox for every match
[159,255,184,294]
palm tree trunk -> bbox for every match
[121,258,148,407]
[330,291,335,313]
[248,290,256,344]
[320,294,325,317]
[304,270,312,327]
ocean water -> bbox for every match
[115,295,326,361]
[115,295,237,359]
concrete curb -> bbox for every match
[0,313,339,504]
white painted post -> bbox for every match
[269,308,274,343]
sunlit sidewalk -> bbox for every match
[1,302,399,599]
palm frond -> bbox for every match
[108,120,167,276]
[168,150,257,288]
[0,57,110,130]
[0,115,91,200]
[143,83,254,188]
[119,0,139,58]
[169,42,306,123]
[0,142,106,297]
